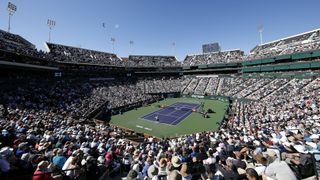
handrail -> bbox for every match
[8,167,85,180]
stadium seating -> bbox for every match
[183,49,244,65]
[1,28,320,180]
[45,42,123,65]
[1,74,319,179]
[0,29,46,59]
[183,29,320,66]
[250,29,320,59]
[127,55,181,67]
[0,29,35,49]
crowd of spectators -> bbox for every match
[230,77,319,175]
[182,78,200,95]
[126,56,181,67]
[278,41,320,56]
[248,29,320,60]
[2,28,320,180]
[0,75,319,180]
[0,30,182,67]
[0,77,183,119]
[0,76,185,179]
[2,28,320,68]
[203,77,220,96]
[0,30,35,49]
[194,78,209,95]
[183,50,244,66]
[138,78,181,94]
[0,30,48,59]
[182,76,311,101]
[45,43,123,66]
[182,77,251,96]
[183,29,320,66]
[179,76,320,179]
[234,79,272,99]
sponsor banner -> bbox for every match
[191,95,204,99]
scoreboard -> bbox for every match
[202,43,220,53]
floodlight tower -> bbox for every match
[258,25,264,45]
[111,37,116,53]
[47,19,56,43]
[7,2,17,33]
[171,42,176,55]
[129,40,134,54]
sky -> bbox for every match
[0,0,319,61]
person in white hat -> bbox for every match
[147,165,159,180]
[171,156,182,170]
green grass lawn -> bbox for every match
[110,97,229,138]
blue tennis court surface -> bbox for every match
[141,102,200,125]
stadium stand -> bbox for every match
[183,29,320,66]
[139,77,181,93]
[250,28,320,59]
[0,29,35,49]
[45,42,123,65]
[183,49,244,65]
[0,29,48,59]
[127,55,181,67]
[1,28,320,180]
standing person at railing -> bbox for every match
[33,161,61,180]
[52,149,66,170]
[33,161,52,180]
[62,155,80,179]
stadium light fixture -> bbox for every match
[47,19,56,43]
[258,25,264,45]
[7,2,17,33]
[129,40,134,54]
[111,37,116,53]
[171,42,176,55]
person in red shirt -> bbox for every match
[32,161,52,180]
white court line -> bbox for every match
[143,112,181,121]
[141,103,200,124]
[170,109,191,125]
[141,106,175,119]
[170,104,201,125]
[166,114,181,118]
[141,106,180,122]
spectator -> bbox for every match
[180,163,192,180]
[52,149,66,170]
[147,165,159,180]
[263,149,297,180]
[127,169,138,180]
[216,159,239,180]
[168,170,182,180]
[32,161,52,180]
[245,168,260,180]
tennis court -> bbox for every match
[141,102,200,125]
[110,97,229,137]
